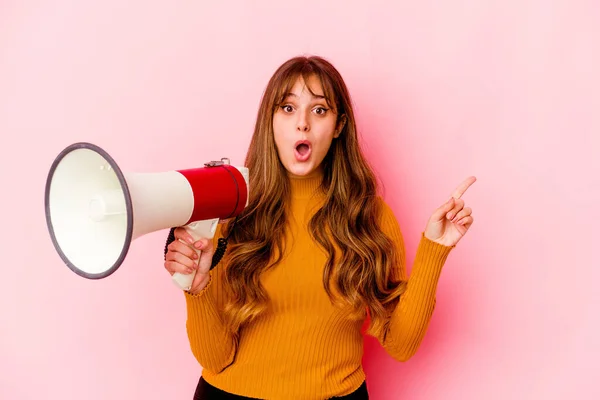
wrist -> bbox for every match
[188,274,211,295]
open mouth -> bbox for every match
[294,140,312,161]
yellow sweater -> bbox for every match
[183,172,453,399]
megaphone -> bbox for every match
[44,142,249,291]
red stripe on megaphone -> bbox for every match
[177,164,248,224]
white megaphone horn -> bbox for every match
[44,142,249,291]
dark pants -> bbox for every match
[193,376,369,399]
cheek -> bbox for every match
[314,121,337,150]
[273,114,297,143]
[316,138,334,157]
[272,120,289,157]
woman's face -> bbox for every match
[272,75,340,178]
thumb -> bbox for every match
[193,238,215,274]
[430,197,455,222]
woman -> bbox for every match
[164,55,475,399]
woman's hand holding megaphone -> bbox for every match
[164,227,214,294]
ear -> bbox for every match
[334,114,347,138]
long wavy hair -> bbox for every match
[221,55,407,339]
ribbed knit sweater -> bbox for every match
[182,172,453,399]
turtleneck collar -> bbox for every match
[287,168,325,200]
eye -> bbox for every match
[280,105,294,113]
[314,107,328,115]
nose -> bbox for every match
[296,111,310,132]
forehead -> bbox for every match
[287,75,324,96]
[276,72,335,108]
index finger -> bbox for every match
[451,176,476,199]
[174,227,194,244]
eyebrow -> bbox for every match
[284,92,327,100]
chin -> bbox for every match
[284,161,317,177]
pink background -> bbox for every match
[1,1,599,399]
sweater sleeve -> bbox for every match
[376,199,454,362]
[166,224,238,373]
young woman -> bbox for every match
[164,55,475,399]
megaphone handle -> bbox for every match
[171,218,219,291]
